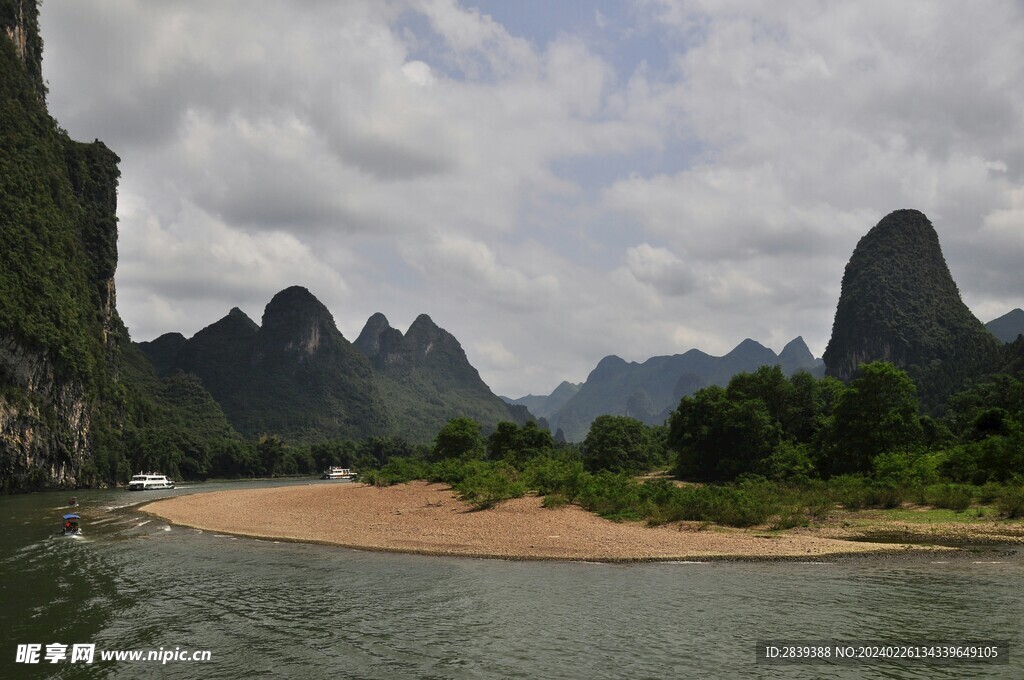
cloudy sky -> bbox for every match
[39,0,1024,397]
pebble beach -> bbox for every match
[139,481,945,562]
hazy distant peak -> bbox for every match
[779,336,813,361]
[551,380,581,395]
[725,338,773,359]
[589,355,628,381]
[986,308,1024,343]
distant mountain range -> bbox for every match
[506,337,824,442]
[502,381,581,422]
[139,287,525,443]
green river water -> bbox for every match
[1,481,1022,679]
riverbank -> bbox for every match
[139,481,1024,562]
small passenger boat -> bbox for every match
[321,467,354,480]
[61,514,82,537]
[127,473,175,491]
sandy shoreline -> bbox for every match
[136,481,991,562]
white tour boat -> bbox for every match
[128,472,176,491]
[321,467,354,480]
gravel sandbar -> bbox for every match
[139,481,939,562]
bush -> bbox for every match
[577,472,645,521]
[872,450,941,488]
[924,484,974,512]
[829,475,871,510]
[759,442,815,484]
[541,493,569,509]
[428,458,479,485]
[653,483,780,528]
[798,483,834,519]
[708,487,775,528]
[522,456,588,500]
[373,457,429,485]
[454,463,526,510]
[997,485,1024,519]
[770,507,809,531]
[976,481,1004,504]
[865,482,906,509]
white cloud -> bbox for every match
[624,243,695,296]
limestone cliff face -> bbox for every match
[0,0,44,99]
[0,0,123,491]
[0,338,91,490]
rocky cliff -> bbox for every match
[0,1,126,491]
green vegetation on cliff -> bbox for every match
[0,30,121,390]
[0,3,245,491]
[355,312,525,441]
[0,5,135,491]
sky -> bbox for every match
[38,0,1024,398]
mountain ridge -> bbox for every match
[139,290,527,443]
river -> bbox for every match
[2,481,1021,678]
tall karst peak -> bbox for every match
[823,209,999,404]
[406,314,442,345]
[353,312,395,358]
[262,286,333,328]
[778,336,823,377]
[1,0,135,490]
[258,286,343,357]
[403,314,469,366]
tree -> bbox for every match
[487,420,554,464]
[432,417,485,461]
[823,362,923,475]
[257,434,287,476]
[727,365,790,425]
[583,415,662,473]
[310,440,357,472]
[487,422,522,460]
[669,386,781,481]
